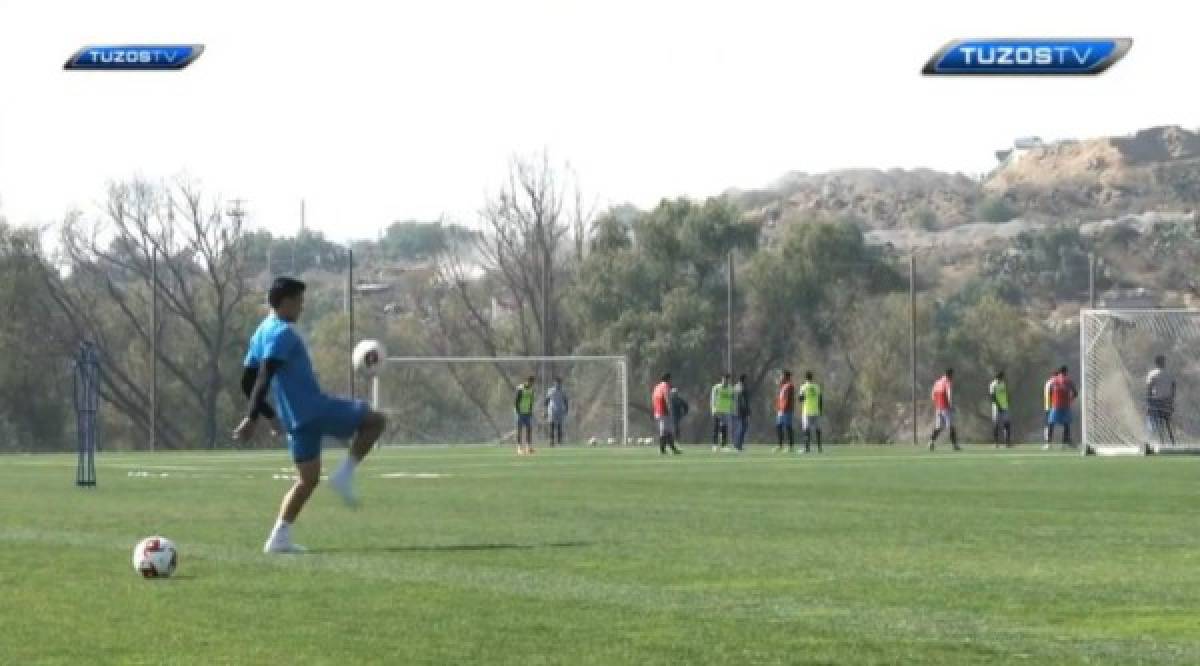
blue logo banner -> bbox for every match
[64,45,205,71]
[923,38,1131,76]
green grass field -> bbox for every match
[3,445,1200,665]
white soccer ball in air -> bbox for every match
[352,339,387,377]
[132,536,178,578]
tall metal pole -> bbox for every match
[909,251,918,446]
[150,247,158,452]
[347,246,355,399]
[727,251,735,375]
[1088,251,1097,309]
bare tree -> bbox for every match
[33,178,250,449]
[434,153,588,360]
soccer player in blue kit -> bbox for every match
[234,277,388,554]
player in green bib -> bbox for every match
[989,370,1012,447]
[797,371,823,453]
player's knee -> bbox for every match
[361,410,387,436]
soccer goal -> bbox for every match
[1081,309,1200,455]
[368,355,628,447]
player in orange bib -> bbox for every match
[929,368,960,451]
[652,373,681,455]
[1044,365,1078,448]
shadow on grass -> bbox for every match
[308,540,596,554]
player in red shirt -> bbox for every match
[774,370,796,452]
[652,373,681,455]
[929,368,960,451]
[1045,365,1079,448]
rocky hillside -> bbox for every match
[732,125,1200,235]
[986,126,1200,216]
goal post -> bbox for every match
[1080,309,1200,455]
[369,355,628,447]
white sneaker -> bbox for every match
[1042,443,1051,450]
[329,468,360,508]
[711,445,719,452]
[263,532,307,554]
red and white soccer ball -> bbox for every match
[352,339,387,377]
[132,536,178,578]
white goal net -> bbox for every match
[1081,309,1200,455]
[369,355,628,446]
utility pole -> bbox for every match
[294,199,303,275]
[909,251,918,447]
[727,251,735,375]
[1088,251,1097,309]
[346,245,355,399]
[226,199,249,449]
[150,245,158,452]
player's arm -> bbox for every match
[233,359,282,441]
[563,393,568,415]
[989,384,998,407]
[240,366,277,421]
[514,387,523,413]
[818,392,823,415]
[243,360,282,421]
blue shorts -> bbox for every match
[516,413,532,429]
[1047,408,1072,426]
[286,398,369,464]
[776,412,793,428]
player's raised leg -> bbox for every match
[329,405,387,507]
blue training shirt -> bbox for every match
[243,314,325,431]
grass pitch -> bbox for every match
[3,445,1200,664]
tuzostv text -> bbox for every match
[922,38,1131,76]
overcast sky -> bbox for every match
[0,0,1194,241]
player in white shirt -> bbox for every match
[1146,355,1177,449]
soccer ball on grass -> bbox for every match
[132,536,178,578]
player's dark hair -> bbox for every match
[661,372,671,382]
[945,368,953,377]
[1155,355,1166,367]
[738,374,747,382]
[1059,365,1069,375]
[995,370,1004,379]
[805,371,813,380]
[268,277,306,308]
[781,370,791,379]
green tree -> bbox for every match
[976,195,1019,223]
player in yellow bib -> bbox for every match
[797,371,823,453]
[989,370,1012,447]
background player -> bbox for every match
[989,370,1012,447]
[235,277,387,554]
[775,370,796,452]
[515,375,536,455]
[1146,355,1177,449]
[544,377,569,447]
[652,373,682,455]
[797,371,823,453]
[1043,368,1057,444]
[929,368,960,451]
[670,387,690,444]
[1044,365,1078,449]
[710,373,733,452]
